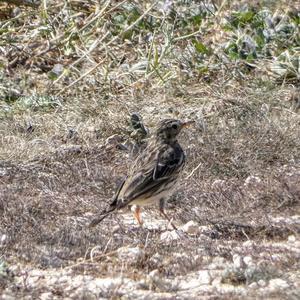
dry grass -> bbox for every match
[0,0,300,298]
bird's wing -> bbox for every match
[153,146,185,180]
[117,144,185,206]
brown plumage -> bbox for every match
[89,119,193,228]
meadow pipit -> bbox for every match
[89,119,193,229]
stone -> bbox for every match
[243,256,254,266]
[244,175,261,186]
[232,254,245,269]
[40,292,53,300]
[248,282,258,289]
[288,235,296,243]
[149,253,163,266]
[198,270,212,285]
[105,134,123,146]
[211,256,227,268]
[179,270,212,289]
[49,64,64,77]
[180,221,199,235]
[148,269,160,279]
[212,276,222,286]
[243,240,254,247]
[258,279,266,287]
[160,230,180,242]
[0,234,7,245]
[201,256,212,264]
[268,278,289,291]
[212,179,226,188]
[117,247,144,263]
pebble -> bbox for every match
[243,240,254,247]
[212,276,222,286]
[40,292,53,300]
[288,235,296,243]
[0,234,7,245]
[258,279,266,287]
[160,230,180,242]
[232,254,245,269]
[268,278,289,291]
[244,175,261,185]
[149,253,163,265]
[243,256,254,266]
[105,134,123,146]
[117,246,144,263]
[180,221,199,235]
[179,270,212,289]
[248,282,258,289]
[211,179,226,188]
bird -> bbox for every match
[89,118,194,229]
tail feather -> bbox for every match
[88,207,116,228]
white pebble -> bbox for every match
[268,278,289,291]
[180,221,199,235]
[160,230,180,242]
[288,235,296,243]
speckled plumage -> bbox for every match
[89,119,192,228]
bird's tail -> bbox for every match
[88,206,116,228]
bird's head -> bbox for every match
[156,119,194,143]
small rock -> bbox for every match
[105,134,123,146]
[244,175,261,186]
[208,256,228,270]
[268,278,289,291]
[12,7,21,17]
[117,246,144,263]
[198,270,213,285]
[198,225,212,234]
[149,253,163,265]
[49,64,64,78]
[179,270,212,289]
[232,254,245,269]
[29,269,44,277]
[201,256,212,265]
[146,269,173,291]
[148,269,160,279]
[258,279,266,287]
[243,256,253,266]
[212,256,226,267]
[288,235,296,243]
[71,275,92,289]
[57,275,68,284]
[47,276,59,286]
[243,240,254,247]
[248,282,258,289]
[212,179,226,188]
[40,292,53,300]
[160,230,180,242]
[211,276,222,286]
[86,126,96,132]
[112,225,120,233]
[180,221,199,235]
[0,234,7,245]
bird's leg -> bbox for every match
[159,199,177,230]
[133,205,143,226]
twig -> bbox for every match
[185,162,202,180]
[55,58,105,96]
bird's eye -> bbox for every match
[172,124,178,130]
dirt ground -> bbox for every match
[0,1,299,299]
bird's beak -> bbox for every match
[182,120,195,128]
